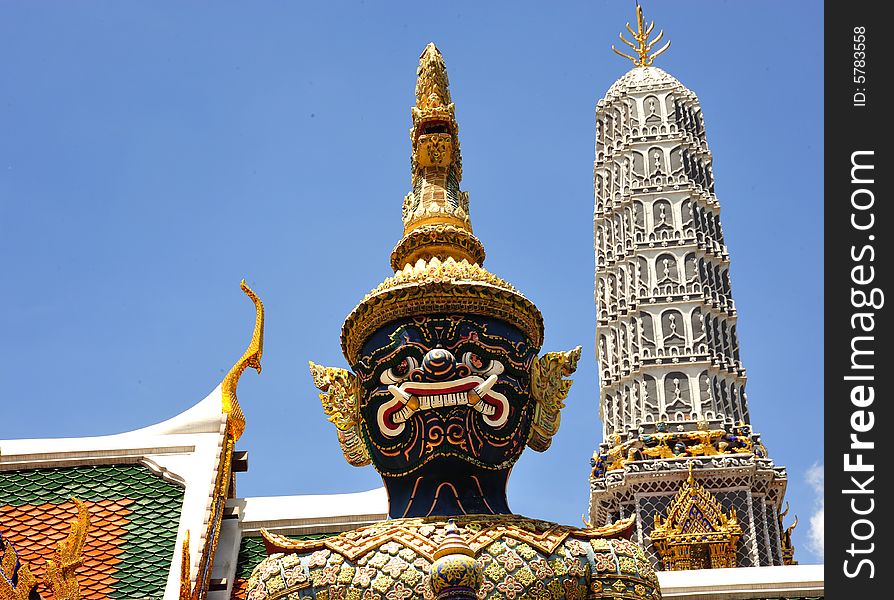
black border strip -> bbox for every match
[825,2,890,596]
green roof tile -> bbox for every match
[234,537,267,579]
[0,464,184,600]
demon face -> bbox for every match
[312,311,578,517]
[353,315,537,478]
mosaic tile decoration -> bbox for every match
[0,464,184,599]
[232,534,335,599]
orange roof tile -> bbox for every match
[0,499,132,599]
[231,577,249,599]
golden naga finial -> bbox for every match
[221,280,265,441]
[44,498,91,600]
[612,2,671,67]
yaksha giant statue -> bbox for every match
[245,44,661,600]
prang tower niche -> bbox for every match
[588,6,797,571]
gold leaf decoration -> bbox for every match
[528,346,582,452]
[179,530,191,600]
[651,466,742,570]
[611,3,671,67]
[0,536,37,600]
[309,362,371,467]
[44,498,91,600]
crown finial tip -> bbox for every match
[613,3,671,67]
[420,42,442,61]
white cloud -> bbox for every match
[805,462,824,560]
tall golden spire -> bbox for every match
[391,43,485,271]
[341,43,544,365]
[612,2,671,67]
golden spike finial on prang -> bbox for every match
[612,2,671,67]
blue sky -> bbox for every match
[0,2,823,562]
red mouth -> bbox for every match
[402,380,478,396]
[376,375,509,437]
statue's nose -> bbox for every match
[421,348,457,381]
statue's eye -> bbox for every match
[461,351,504,377]
[380,356,419,385]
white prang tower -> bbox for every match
[589,5,796,571]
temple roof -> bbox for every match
[0,385,238,600]
[226,489,388,599]
[0,464,183,599]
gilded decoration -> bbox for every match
[44,498,91,600]
[0,535,37,600]
[194,436,237,599]
[410,43,462,190]
[390,42,492,298]
[341,257,544,365]
[650,466,742,570]
[262,515,636,561]
[429,520,483,598]
[248,516,658,600]
[309,362,371,467]
[200,280,263,600]
[778,503,798,565]
[528,346,583,452]
[179,531,191,600]
[611,3,671,67]
[591,421,759,477]
[390,224,485,272]
[222,280,265,442]
[341,44,545,367]
[417,133,453,168]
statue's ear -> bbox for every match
[308,361,371,467]
[527,346,582,452]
